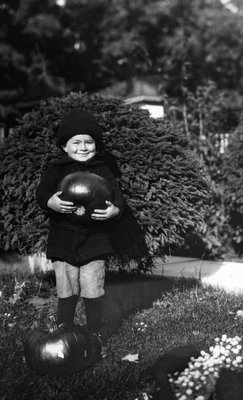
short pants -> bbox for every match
[53,259,105,299]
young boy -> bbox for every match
[36,108,124,354]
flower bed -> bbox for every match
[169,335,243,400]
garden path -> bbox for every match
[153,256,243,295]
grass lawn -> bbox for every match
[1,271,243,400]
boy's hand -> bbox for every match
[91,201,120,221]
[47,191,76,213]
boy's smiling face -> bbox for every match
[63,134,96,163]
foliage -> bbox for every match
[0,0,109,125]
[223,118,243,254]
[2,0,243,126]
[97,0,243,96]
[0,91,208,260]
[0,0,106,92]
[166,83,240,180]
[164,83,242,259]
[1,272,243,399]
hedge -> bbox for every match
[0,91,209,264]
[223,117,243,253]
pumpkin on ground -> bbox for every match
[24,320,101,375]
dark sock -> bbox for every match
[57,295,79,326]
[83,296,104,334]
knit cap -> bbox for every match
[56,108,103,151]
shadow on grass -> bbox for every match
[103,272,197,336]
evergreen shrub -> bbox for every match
[0,92,209,264]
[224,118,243,254]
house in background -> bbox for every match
[124,95,164,119]
[99,76,164,119]
[124,76,164,119]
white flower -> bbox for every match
[193,371,201,380]
[232,360,239,368]
[236,310,243,317]
[194,362,201,368]
[122,353,139,363]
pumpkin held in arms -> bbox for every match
[58,171,112,221]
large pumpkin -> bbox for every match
[58,171,112,221]
[24,321,101,375]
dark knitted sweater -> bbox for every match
[36,156,124,266]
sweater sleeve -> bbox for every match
[36,165,60,212]
[102,166,125,217]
